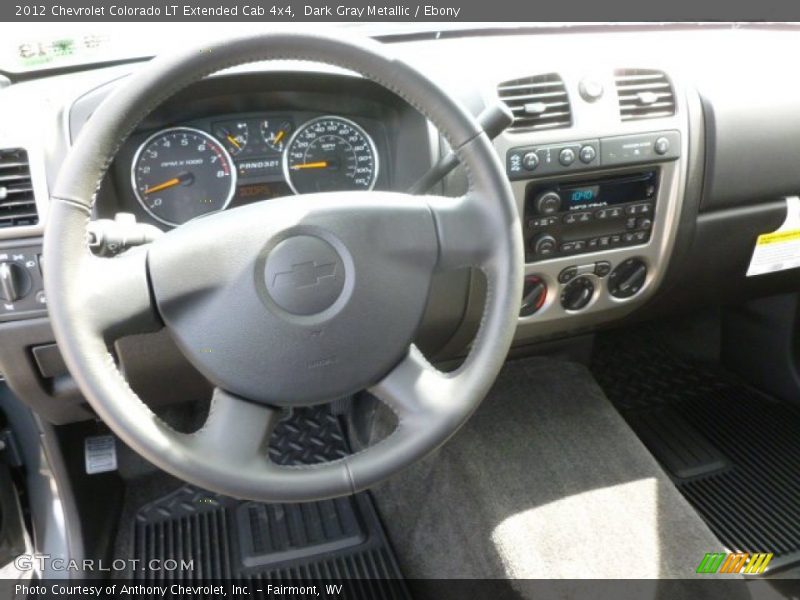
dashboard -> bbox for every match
[3,25,800,424]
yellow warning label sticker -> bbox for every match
[748,197,800,276]
[756,229,800,245]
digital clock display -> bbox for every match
[569,186,600,203]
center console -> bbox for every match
[490,71,691,342]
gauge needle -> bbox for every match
[291,161,328,170]
[226,134,242,150]
[144,177,181,195]
[273,130,285,145]
[144,172,193,195]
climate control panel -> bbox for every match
[0,243,46,321]
[521,258,649,320]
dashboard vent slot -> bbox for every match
[0,149,37,228]
[497,73,572,132]
[614,69,676,121]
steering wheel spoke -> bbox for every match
[426,192,497,271]
[79,250,160,342]
[189,388,282,464]
[369,345,455,422]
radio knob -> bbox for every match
[534,191,562,215]
[532,234,558,257]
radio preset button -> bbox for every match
[559,148,576,166]
[563,211,592,225]
[579,145,596,164]
[625,202,654,216]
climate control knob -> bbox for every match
[534,191,562,215]
[560,276,594,311]
[520,275,547,317]
[608,258,647,299]
[0,262,31,302]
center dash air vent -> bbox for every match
[497,73,572,132]
[614,69,676,121]
[0,149,38,228]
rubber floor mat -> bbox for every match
[592,331,800,574]
[127,406,410,598]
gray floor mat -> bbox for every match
[370,357,728,588]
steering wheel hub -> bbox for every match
[264,235,346,316]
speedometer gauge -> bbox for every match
[132,127,236,226]
[283,116,378,194]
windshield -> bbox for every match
[1,22,543,74]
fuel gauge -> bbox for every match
[214,121,249,156]
[261,119,292,152]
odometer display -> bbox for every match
[132,127,236,226]
[284,116,378,194]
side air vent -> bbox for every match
[614,69,676,121]
[0,149,38,228]
[497,73,572,132]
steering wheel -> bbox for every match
[44,33,523,502]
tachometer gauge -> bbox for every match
[214,121,249,156]
[131,127,236,227]
[283,116,378,194]
[261,119,292,152]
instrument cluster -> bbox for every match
[129,113,382,226]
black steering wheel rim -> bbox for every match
[44,32,523,502]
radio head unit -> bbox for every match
[524,170,658,261]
